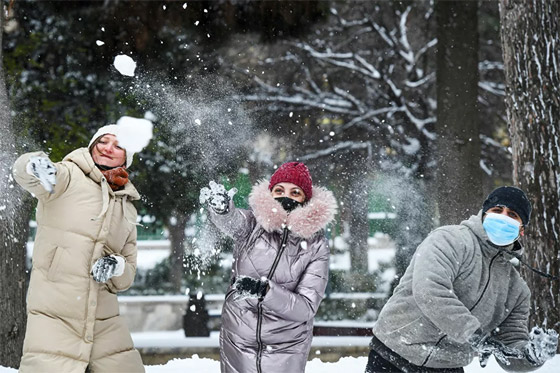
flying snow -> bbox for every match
[113,54,137,77]
[115,116,153,153]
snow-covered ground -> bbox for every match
[144,355,560,373]
[2,355,559,372]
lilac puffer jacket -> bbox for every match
[208,180,337,373]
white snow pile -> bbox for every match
[1,355,560,372]
[116,116,153,153]
[113,54,137,77]
[144,355,560,372]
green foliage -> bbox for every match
[222,172,252,210]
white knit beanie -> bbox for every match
[88,124,134,168]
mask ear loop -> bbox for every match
[489,241,560,281]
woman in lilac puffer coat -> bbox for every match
[200,162,337,373]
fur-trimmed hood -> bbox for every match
[248,180,337,239]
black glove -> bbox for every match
[91,255,125,283]
[232,275,269,301]
[199,181,237,214]
[469,330,524,367]
[525,326,559,366]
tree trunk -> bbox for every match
[435,0,483,226]
[346,178,369,274]
[0,10,30,368]
[499,0,560,330]
[168,213,189,294]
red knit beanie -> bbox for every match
[269,162,313,199]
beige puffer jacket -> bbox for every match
[13,148,144,373]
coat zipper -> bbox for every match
[256,227,289,373]
[225,288,235,301]
[468,252,500,313]
[421,251,501,367]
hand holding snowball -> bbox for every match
[199,181,237,214]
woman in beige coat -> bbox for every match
[13,125,145,372]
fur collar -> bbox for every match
[249,180,337,239]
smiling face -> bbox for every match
[485,205,525,236]
[271,182,306,203]
[90,134,126,168]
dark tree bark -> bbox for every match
[346,176,370,274]
[0,10,30,368]
[500,0,560,331]
[168,213,189,293]
[435,0,483,225]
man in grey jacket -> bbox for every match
[366,186,558,372]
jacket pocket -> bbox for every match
[385,316,440,345]
[47,246,65,282]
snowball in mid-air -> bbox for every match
[113,54,137,77]
[144,111,158,122]
[115,116,153,153]
[96,40,105,46]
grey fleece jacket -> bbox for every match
[209,181,337,373]
[373,212,540,371]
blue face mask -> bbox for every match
[482,212,521,246]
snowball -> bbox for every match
[144,110,157,122]
[115,116,153,153]
[113,54,137,77]
[96,40,105,46]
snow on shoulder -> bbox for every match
[116,116,153,153]
[113,54,137,77]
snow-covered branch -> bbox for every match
[479,81,506,96]
[298,141,371,161]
